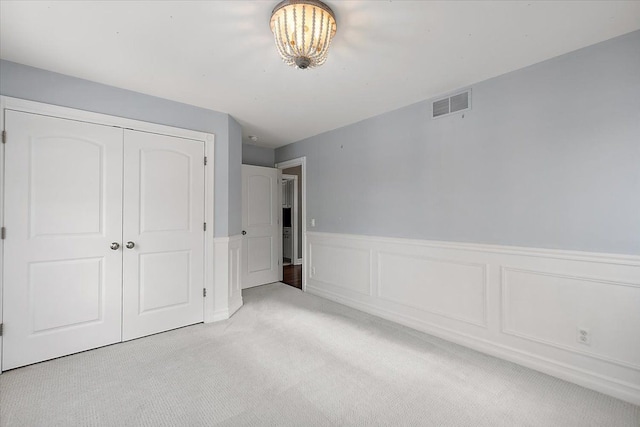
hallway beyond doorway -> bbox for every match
[282,265,302,289]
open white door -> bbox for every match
[241,165,281,288]
[122,130,205,341]
[2,111,123,370]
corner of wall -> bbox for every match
[228,117,243,237]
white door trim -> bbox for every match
[281,174,298,264]
[0,96,209,141]
[0,99,5,372]
[292,176,300,265]
[275,157,307,291]
[0,96,216,371]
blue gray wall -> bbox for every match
[242,143,275,167]
[276,31,640,255]
[228,118,243,235]
[0,60,242,237]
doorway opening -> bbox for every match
[281,174,298,267]
[276,157,306,291]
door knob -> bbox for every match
[242,230,247,235]
[110,242,120,250]
[126,241,135,249]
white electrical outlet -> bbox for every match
[311,267,316,276]
[311,218,316,227]
[577,327,591,345]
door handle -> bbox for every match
[242,230,247,235]
[126,241,135,249]
[110,242,120,250]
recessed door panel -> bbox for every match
[3,111,123,370]
[248,237,273,273]
[122,130,204,341]
[140,150,191,233]
[242,165,281,288]
[139,250,191,314]
[247,175,273,226]
[30,137,103,237]
[30,258,103,332]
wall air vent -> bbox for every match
[432,90,471,119]
[432,98,450,118]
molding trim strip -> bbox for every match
[308,232,640,266]
[305,231,640,405]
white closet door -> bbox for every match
[2,111,123,370]
[242,165,281,288]
[122,130,205,341]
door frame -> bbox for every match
[0,96,217,372]
[281,174,298,264]
[275,156,307,291]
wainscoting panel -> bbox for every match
[308,242,372,296]
[228,236,243,317]
[210,235,243,322]
[305,231,640,405]
[502,267,640,369]
[378,252,487,327]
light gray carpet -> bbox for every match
[1,283,638,426]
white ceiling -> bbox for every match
[1,1,639,148]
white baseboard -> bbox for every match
[228,295,243,318]
[211,308,229,322]
[306,231,640,405]
[211,295,242,322]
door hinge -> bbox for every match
[0,323,3,336]
[1,227,5,240]
[204,156,208,166]
[1,130,6,144]
[203,222,207,231]
[203,288,207,298]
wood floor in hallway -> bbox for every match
[283,264,302,289]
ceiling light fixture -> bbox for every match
[270,0,337,70]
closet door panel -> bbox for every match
[122,130,205,341]
[2,111,123,370]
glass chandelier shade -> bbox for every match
[270,0,337,69]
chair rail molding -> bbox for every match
[305,231,640,405]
